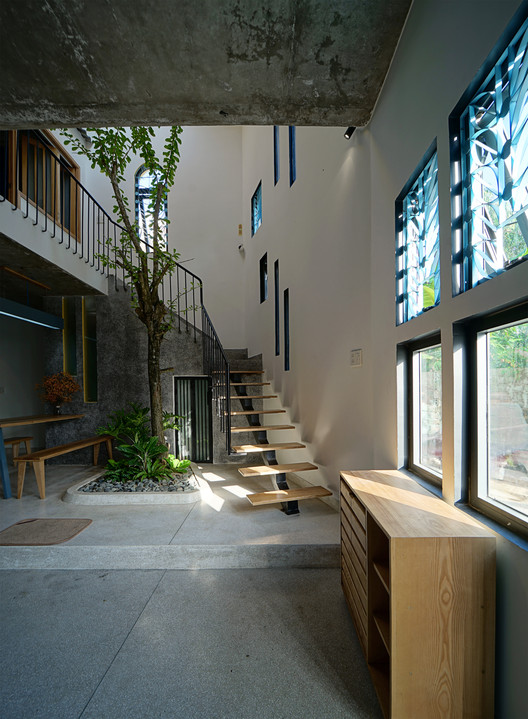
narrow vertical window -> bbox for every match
[82,296,97,402]
[135,165,168,251]
[274,260,280,355]
[251,181,262,236]
[289,127,296,186]
[273,126,280,185]
[259,253,268,303]
[284,288,290,371]
[396,143,440,324]
[62,297,77,376]
[408,338,442,484]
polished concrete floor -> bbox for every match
[0,464,382,718]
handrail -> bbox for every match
[202,307,231,453]
[0,129,232,452]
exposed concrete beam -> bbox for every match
[0,0,412,128]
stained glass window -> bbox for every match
[396,147,440,324]
[452,18,528,291]
[251,181,262,236]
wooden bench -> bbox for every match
[3,436,32,463]
[14,435,113,499]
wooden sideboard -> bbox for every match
[340,469,496,719]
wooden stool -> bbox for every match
[3,436,32,464]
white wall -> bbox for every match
[238,2,527,716]
[241,125,375,477]
[115,126,245,347]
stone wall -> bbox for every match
[44,280,206,463]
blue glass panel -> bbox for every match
[251,181,262,236]
[459,20,528,287]
[396,151,440,324]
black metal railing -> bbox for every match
[0,129,232,451]
[202,307,231,453]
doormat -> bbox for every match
[0,518,92,545]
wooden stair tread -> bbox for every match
[230,409,285,416]
[239,462,318,477]
[230,424,294,433]
[230,369,264,374]
[247,486,332,506]
[231,442,306,453]
[230,382,270,386]
[230,395,277,400]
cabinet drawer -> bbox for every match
[342,560,367,646]
[341,543,367,612]
[341,481,367,529]
[341,498,366,551]
[341,513,367,573]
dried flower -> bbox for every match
[36,372,80,405]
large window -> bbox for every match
[396,144,440,324]
[251,181,262,236]
[451,17,528,292]
[0,130,80,236]
[406,336,442,485]
[468,303,528,536]
[135,165,168,251]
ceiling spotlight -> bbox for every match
[344,127,356,139]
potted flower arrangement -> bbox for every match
[36,371,80,414]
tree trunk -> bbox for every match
[147,330,164,444]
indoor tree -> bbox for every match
[62,127,185,443]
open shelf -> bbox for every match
[373,560,390,593]
[368,660,390,719]
[340,470,496,719]
[373,612,390,654]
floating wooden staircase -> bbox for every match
[229,364,331,515]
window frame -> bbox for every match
[450,13,528,295]
[251,181,262,236]
[395,140,440,325]
[405,333,443,488]
[465,300,528,538]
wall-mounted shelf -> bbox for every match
[340,469,496,719]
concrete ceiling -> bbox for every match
[0,0,412,129]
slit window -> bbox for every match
[273,126,280,185]
[259,253,268,303]
[251,181,262,236]
[274,260,280,355]
[289,126,296,186]
[284,288,290,371]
